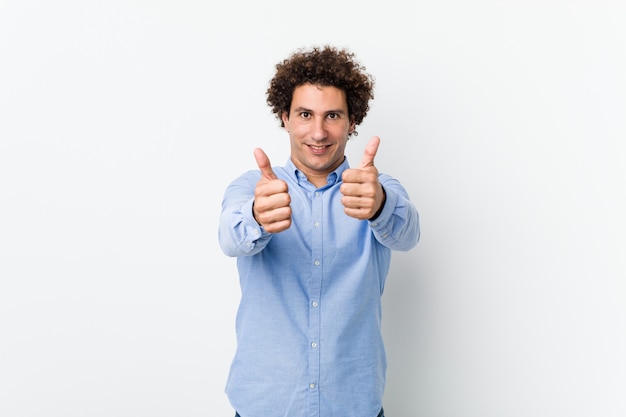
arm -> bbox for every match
[368,175,420,252]
[341,136,420,251]
[218,171,273,257]
[218,149,292,257]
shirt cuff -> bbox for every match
[368,187,398,237]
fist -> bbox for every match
[340,136,386,220]
[252,148,292,233]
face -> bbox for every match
[282,83,355,187]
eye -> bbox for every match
[327,112,339,120]
[300,111,311,119]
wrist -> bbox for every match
[368,186,386,221]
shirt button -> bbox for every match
[312,301,318,307]
[311,342,317,348]
[315,192,321,197]
[314,260,320,266]
[314,221,320,227]
[309,383,316,389]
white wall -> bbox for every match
[1,1,624,416]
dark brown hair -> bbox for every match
[266,45,375,135]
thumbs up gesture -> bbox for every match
[252,148,292,233]
[340,136,386,220]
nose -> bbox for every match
[310,117,327,141]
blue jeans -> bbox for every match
[235,408,384,417]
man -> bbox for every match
[219,45,420,417]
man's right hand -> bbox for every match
[252,148,292,233]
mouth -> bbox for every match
[307,144,331,154]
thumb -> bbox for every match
[359,136,380,168]
[254,148,277,180]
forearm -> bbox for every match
[218,175,272,257]
[368,177,420,251]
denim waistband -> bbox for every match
[235,408,384,417]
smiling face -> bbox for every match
[282,83,355,187]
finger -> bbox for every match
[254,148,277,180]
[341,168,378,185]
[359,136,380,168]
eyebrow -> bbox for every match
[292,106,347,115]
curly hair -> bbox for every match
[266,45,375,135]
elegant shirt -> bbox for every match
[219,157,420,417]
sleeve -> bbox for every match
[218,171,273,257]
[368,174,420,251]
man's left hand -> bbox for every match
[340,136,386,220]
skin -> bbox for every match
[253,83,386,233]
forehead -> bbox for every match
[291,83,348,111]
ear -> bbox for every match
[281,111,290,130]
[348,117,356,135]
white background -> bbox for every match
[1,1,625,416]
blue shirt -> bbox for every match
[219,157,420,417]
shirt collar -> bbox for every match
[285,157,351,188]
